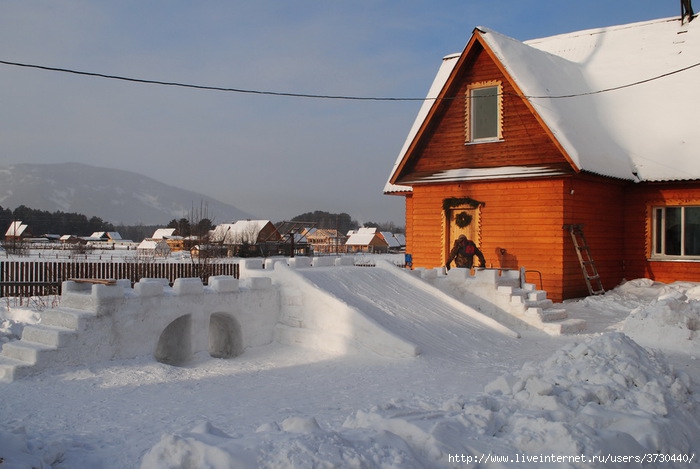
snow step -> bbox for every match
[544,318,587,335]
[527,290,547,301]
[526,299,554,309]
[0,356,32,383]
[1,340,55,365]
[539,308,568,322]
[21,324,77,348]
[39,308,94,330]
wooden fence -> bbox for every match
[0,260,239,297]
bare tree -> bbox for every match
[187,201,217,283]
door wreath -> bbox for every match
[455,211,473,228]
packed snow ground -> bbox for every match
[1,269,699,468]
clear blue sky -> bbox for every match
[0,1,679,225]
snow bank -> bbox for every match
[576,279,700,352]
[139,333,700,468]
[0,425,50,469]
[620,280,700,352]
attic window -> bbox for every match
[465,81,503,143]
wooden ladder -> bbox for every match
[565,224,605,296]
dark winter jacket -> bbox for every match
[446,237,485,269]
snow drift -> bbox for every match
[140,332,699,468]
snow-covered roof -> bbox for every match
[346,230,388,247]
[210,220,275,244]
[90,231,122,240]
[5,221,29,237]
[151,228,177,239]
[137,239,159,250]
[386,16,700,191]
[380,232,401,248]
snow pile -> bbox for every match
[576,279,700,351]
[0,302,41,346]
[139,333,700,468]
[620,280,700,351]
[0,425,51,469]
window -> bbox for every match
[465,81,502,143]
[653,206,700,258]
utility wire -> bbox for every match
[1,58,699,102]
[0,59,424,102]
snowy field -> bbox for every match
[1,267,699,468]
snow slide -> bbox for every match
[273,261,519,363]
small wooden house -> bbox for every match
[210,220,282,245]
[89,232,123,242]
[385,15,700,301]
[210,220,283,257]
[304,228,348,254]
[346,227,389,253]
[150,228,184,251]
[137,239,171,258]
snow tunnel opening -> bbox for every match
[155,314,192,366]
[209,312,243,359]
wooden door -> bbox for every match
[445,206,480,262]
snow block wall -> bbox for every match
[1,256,579,382]
[0,276,280,382]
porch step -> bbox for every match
[542,308,569,322]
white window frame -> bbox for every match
[652,205,700,259]
[465,81,503,143]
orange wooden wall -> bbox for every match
[624,183,700,283]
[404,175,630,302]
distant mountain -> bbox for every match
[0,163,253,225]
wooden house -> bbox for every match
[210,220,283,257]
[385,15,700,301]
[137,239,171,258]
[304,228,348,254]
[346,227,389,253]
[150,228,185,251]
[210,220,282,245]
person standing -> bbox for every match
[446,234,485,270]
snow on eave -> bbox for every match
[402,166,570,184]
[384,53,460,194]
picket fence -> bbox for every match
[0,260,240,297]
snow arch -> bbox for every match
[155,315,193,366]
[209,313,243,358]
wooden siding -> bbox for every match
[563,176,626,298]
[396,43,572,183]
[404,176,631,302]
[624,182,700,283]
[407,179,567,301]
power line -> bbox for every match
[1,58,699,102]
[0,59,424,102]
